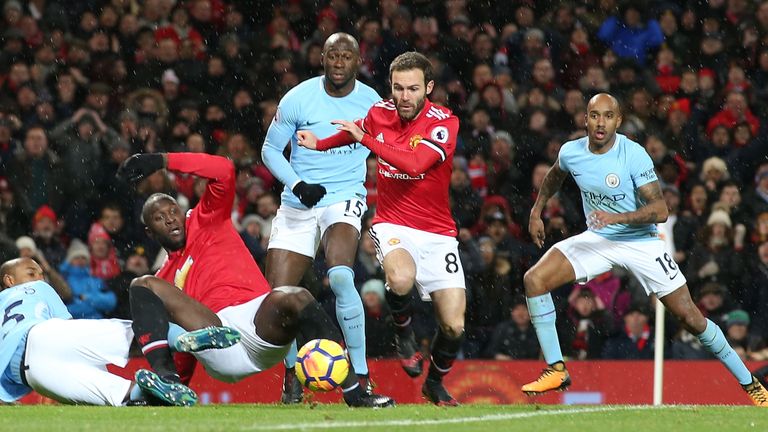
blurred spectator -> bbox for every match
[686,209,748,304]
[706,91,760,138]
[30,204,65,268]
[360,279,396,358]
[744,162,768,218]
[0,175,25,238]
[239,213,266,267]
[464,236,515,358]
[696,282,732,329]
[747,241,768,339]
[596,2,664,66]
[450,157,482,229]
[106,245,150,320]
[59,238,116,319]
[87,221,120,281]
[50,108,119,238]
[485,299,540,360]
[723,309,754,361]
[559,287,610,360]
[601,305,655,359]
[15,234,71,301]
[657,184,698,271]
[6,126,66,217]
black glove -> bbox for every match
[292,181,326,208]
[117,153,165,184]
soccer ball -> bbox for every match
[295,339,350,392]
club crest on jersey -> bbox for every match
[409,135,422,149]
[388,238,401,245]
[431,126,449,144]
[605,173,620,188]
[174,256,194,289]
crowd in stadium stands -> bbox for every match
[2,0,768,364]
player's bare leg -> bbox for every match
[323,223,376,393]
[382,249,423,377]
[258,285,393,408]
[128,276,239,384]
[422,288,465,406]
[522,248,575,395]
[265,248,313,404]
[661,284,768,406]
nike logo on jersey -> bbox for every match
[668,271,679,280]
[343,313,362,321]
[572,172,582,177]
[301,121,322,128]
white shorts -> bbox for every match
[23,318,134,406]
[554,231,687,298]
[268,198,367,258]
[194,293,291,383]
[369,223,466,300]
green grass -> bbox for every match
[0,404,764,432]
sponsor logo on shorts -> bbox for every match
[388,238,400,245]
[605,173,620,188]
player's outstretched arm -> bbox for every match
[529,158,568,248]
[588,181,669,229]
[299,120,362,151]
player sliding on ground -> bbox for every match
[117,152,393,408]
[0,257,232,406]
[519,93,768,406]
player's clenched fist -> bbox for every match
[117,153,165,184]
[292,181,326,208]
[296,130,318,149]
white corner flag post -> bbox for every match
[653,297,665,405]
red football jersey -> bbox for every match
[155,153,270,313]
[362,99,458,236]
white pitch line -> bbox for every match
[241,405,679,431]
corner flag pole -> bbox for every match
[653,298,665,405]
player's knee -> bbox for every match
[328,266,353,285]
[273,285,314,314]
[386,270,415,295]
[439,321,465,339]
[523,269,544,295]
[130,275,157,290]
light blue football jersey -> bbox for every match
[262,76,380,208]
[0,280,71,402]
[558,133,659,241]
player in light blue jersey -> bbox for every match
[0,258,234,406]
[520,93,768,406]
[261,32,391,405]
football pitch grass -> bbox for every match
[1,404,765,432]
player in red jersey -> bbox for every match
[116,152,394,408]
[298,52,466,406]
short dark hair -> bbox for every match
[389,51,433,86]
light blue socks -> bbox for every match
[697,319,752,385]
[527,293,564,365]
[328,265,367,375]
